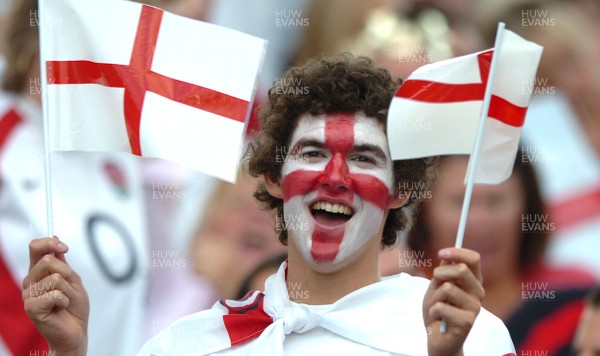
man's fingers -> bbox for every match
[28,237,69,272]
[431,263,485,300]
[428,301,479,332]
[430,281,481,313]
[438,248,482,283]
[23,254,74,289]
[24,289,70,320]
[53,235,69,264]
[23,273,76,303]
[55,250,68,264]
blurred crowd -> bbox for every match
[0,0,598,355]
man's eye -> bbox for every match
[300,151,324,158]
[353,155,375,164]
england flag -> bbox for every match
[41,0,267,182]
[387,29,543,184]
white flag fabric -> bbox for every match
[41,0,266,182]
[387,29,542,184]
[138,261,516,355]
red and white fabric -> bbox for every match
[42,0,266,182]
[387,29,543,184]
[138,261,515,355]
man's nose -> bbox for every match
[320,153,351,191]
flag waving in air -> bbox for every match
[388,25,542,333]
[41,0,266,182]
[387,28,543,184]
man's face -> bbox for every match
[274,112,399,271]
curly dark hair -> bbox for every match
[246,53,437,248]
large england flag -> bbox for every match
[41,0,266,182]
[387,29,543,184]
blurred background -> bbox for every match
[0,0,598,355]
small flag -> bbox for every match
[41,0,267,182]
[387,29,543,184]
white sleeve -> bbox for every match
[463,307,516,356]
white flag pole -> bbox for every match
[439,22,506,333]
[38,0,54,236]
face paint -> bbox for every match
[280,112,395,271]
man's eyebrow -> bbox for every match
[353,144,388,161]
[291,139,325,150]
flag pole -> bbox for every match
[38,0,54,236]
[439,22,506,333]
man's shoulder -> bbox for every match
[383,272,431,294]
[138,293,263,356]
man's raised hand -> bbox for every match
[423,247,485,356]
[23,237,89,356]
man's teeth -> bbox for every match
[312,202,353,215]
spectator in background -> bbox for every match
[408,154,597,355]
[291,0,386,65]
[573,288,600,356]
[292,0,488,79]
[484,0,600,280]
[206,0,308,135]
[236,253,288,300]
[190,170,287,300]
[145,167,287,339]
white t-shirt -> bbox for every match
[139,261,515,356]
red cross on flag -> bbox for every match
[41,0,266,182]
[387,29,543,184]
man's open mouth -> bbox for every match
[310,201,354,227]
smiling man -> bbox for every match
[24,54,515,355]
[277,112,401,270]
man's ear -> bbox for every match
[264,173,284,199]
[389,190,409,209]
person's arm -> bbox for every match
[22,237,89,356]
[423,247,485,356]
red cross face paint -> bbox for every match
[281,112,396,271]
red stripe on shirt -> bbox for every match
[517,299,585,355]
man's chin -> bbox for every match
[289,233,361,274]
[310,239,342,262]
[305,257,346,274]
[302,248,360,274]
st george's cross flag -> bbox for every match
[40,0,266,182]
[387,29,543,184]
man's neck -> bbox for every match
[285,240,382,305]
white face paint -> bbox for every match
[279,112,396,272]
